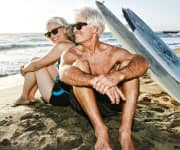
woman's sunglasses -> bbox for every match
[72,22,88,30]
[44,26,64,38]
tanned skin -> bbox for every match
[60,22,149,150]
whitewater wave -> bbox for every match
[0,43,51,51]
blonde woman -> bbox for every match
[16,17,75,106]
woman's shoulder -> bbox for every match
[54,41,75,51]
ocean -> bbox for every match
[0,32,180,76]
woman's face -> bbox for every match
[46,23,63,44]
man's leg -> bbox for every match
[119,78,139,150]
[72,60,112,150]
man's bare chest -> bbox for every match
[86,52,115,75]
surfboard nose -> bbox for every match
[122,8,135,31]
[95,0,104,6]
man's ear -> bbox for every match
[92,26,98,34]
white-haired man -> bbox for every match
[60,7,149,150]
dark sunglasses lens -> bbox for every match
[51,28,58,35]
[76,24,82,30]
[74,23,87,30]
[45,27,61,38]
[45,32,51,38]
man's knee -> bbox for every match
[72,60,91,73]
[122,78,139,87]
[113,60,130,71]
[121,78,139,99]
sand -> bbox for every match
[0,49,179,149]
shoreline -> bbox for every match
[0,74,23,90]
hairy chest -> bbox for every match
[86,51,116,75]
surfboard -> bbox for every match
[122,8,180,83]
[95,1,180,102]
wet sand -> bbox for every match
[0,50,179,149]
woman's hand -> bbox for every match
[20,65,26,76]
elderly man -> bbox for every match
[60,7,149,150]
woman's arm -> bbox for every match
[21,43,73,75]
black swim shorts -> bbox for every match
[49,76,71,106]
[68,89,122,117]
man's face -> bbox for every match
[73,17,95,44]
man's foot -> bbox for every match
[94,128,112,150]
[14,96,31,105]
[119,130,134,150]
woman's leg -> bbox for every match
[15,72,37,104]
[47,64,58,81]
[35,67,58,103]
[28,64,58,101]
[28,84,38,101]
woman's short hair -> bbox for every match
[75,7,105,35]
[47,17,69,27]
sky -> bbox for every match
[0,0,180,33]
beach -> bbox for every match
[0,0,180,148]
[0,31,180,149]
[0,49,179,149]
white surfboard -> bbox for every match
[95,1,180,102]
[122,8,180,83]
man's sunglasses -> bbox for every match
[72,22,88,30]
[44,26,64,38]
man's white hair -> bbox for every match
[47,17,69,27]
[75,7,105,35]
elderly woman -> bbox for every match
[15,17,75,106]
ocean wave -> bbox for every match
[0,43,51,51]
[0,32,180,76]
[168,43,180,46]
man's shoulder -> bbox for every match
[101,42,126,52]
[110,45,131,54]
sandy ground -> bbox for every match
[0,49,179,149]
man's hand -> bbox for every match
[90,76,126,103]
[106,86,126,104]
[90,73,125,93]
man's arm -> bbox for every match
[60,48,126,103]
[91,48,149,89]
[115,53,149,81]
[59,49,94,87]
